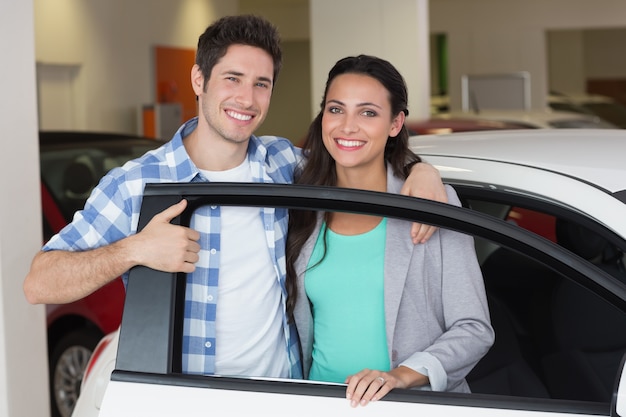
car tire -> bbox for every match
[49,328,103,417]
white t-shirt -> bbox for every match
[199,158,288,378]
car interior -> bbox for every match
[462,196,626,404]
[40,143,157,222]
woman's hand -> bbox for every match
[345,366,428,407]
[401,162,447,244]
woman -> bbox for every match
[286,55,494,407]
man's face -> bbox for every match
[193,44,274,144]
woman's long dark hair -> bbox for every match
[285,55,421,320]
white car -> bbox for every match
[73,129,626,416]
[435,109,618,129]
[549,93,626,129]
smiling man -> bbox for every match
[24,15,446,379]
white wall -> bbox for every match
[547,30,586,95]
[240,0,313,142]
[33,0,626,131]
[310,0,431,121]
[584,28,626,79]
[0,0,49,415]
[430,0,626,110]
[34,0,238,133]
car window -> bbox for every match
[463,197,626,288]
[460,189,626,404]
[473,234,626,403]
[103,183,625,417]
[40,141,157,225]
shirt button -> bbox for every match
[205,341,212,348]
[210,248,217,255]
[207,295,214,302]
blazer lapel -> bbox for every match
[384,218,414,352]
[383,169,416,355]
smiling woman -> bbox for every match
[286,55,494,406]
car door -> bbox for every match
[98,183,626,417]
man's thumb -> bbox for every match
[158,199,188,223]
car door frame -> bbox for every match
[104,182,626,417]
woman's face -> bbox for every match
[321,73,403,173]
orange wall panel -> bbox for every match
[155,46,197,122]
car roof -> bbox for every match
[407,117,530,134]
[410,128,626,194]
[443,109,613,128]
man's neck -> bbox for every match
[184,125,250,171]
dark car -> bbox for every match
[39,131,161,417]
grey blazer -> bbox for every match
[293,168,494,392]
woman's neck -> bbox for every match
[329,162,387,235]
[335,163,387,192]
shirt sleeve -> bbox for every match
[43,171,136,252]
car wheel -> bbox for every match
[49,329,103,417]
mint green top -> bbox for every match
[305,218,390,383]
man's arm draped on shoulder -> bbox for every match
[24,199,200,304]
[402,162,447,244]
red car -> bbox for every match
[39,131,160,417]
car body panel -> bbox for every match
[81,330,607,417]
[99,378,602,417]
[410,129,626,238]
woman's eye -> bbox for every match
[362,110,377,117]
[328,107,341,114]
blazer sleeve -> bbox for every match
[397,186,495,391]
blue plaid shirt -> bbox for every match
[44,117,303,379]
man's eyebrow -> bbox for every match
[221,70,273,85]
[257,76,273,85]
[222,70,244,77]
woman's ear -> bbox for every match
[389,111,406,138]
[191,64,205,96]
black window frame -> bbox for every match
[113,182,625,415]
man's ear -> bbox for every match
[389,111,406,137]
[191,64,205,96]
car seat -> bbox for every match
[467,294,551,398]
[541,220,626,402]
[61,159,96,218]
[479,245,559,357]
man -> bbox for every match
[24,15,446,379]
